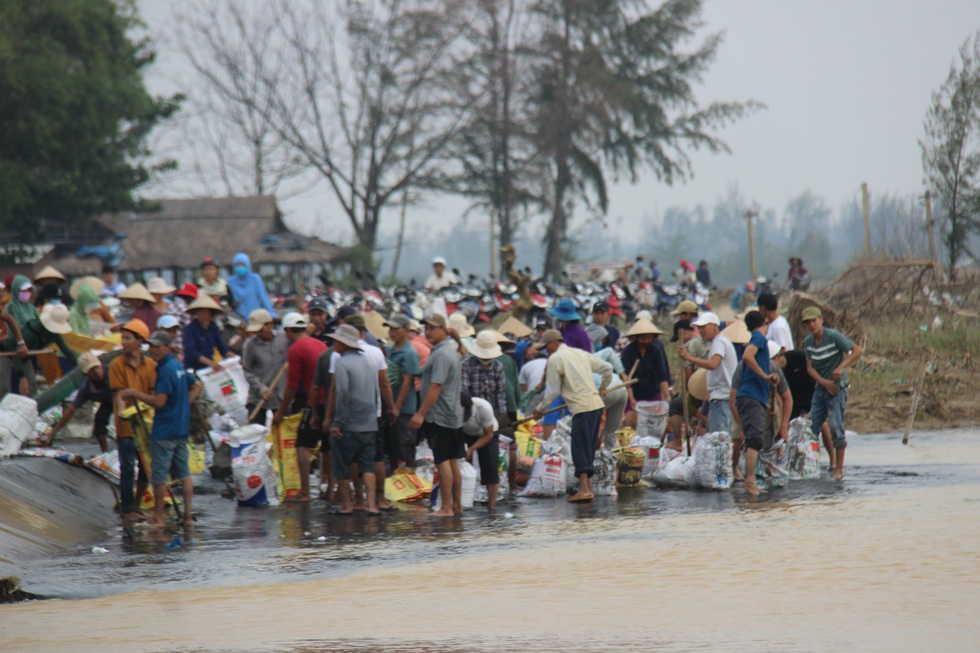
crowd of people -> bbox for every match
[0,252,861,527]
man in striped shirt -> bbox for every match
[802,307,863,481]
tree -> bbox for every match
[173,1,474,271]
[168,2,310,198]
[0,0,179,253]
[784,191,832,276]
[920,32,980,280]
[526,0,761,279]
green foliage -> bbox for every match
[920,31,980,279]
[0,0,179,243]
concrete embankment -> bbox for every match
[0,457,117,586]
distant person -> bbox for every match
[590,302,619,350]
[101,265,127,298]
[678,311,736,438]
[198,257,228,300]
[118,283,161,333]
[733,311,778,496]
[183,295,228,373]
[227,252,276,320]
[119,331,201,529]
[0,300,77,397]
[802,307,863,481]
[327,324,381,516]
[409,314,464,517]
[549,299,592,353]
[757,292,794,352]
[46,352,113,452]
[532,330,613,503]
[424,256,459,293]
[785,257,811,291]
[696,260,711,287]
[242,309,288,426]
[632,256,653,283]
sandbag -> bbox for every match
[270,414,303,500]
[386,469,431,502]
[635,400,669,440]
[590,449,618,496]
[519,453,565,497]
[652,453,696,488]
[229,424,280,507]
[0,394,38,457]
[459,459,478,508]
[788,417,820,480]
[693,431,734,490]
[757,440,790,490]
[634,435,661,480]
[196,356,250,426]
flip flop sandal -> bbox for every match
[379,504,399,512]
[330,509,353,516]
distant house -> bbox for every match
[34,196,350,292]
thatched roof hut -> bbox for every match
[38,196,350,292]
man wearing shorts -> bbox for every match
[409,314,464,517]
[384,314,422,469]
[532,330,613,503]
[734,311,778,496]
[119,331,200,528]
[46,352,113,452]
[802,307,863,481]
[328,324,381,515]
[272,312,327,503]
[679,311,736,435]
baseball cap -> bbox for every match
[146,331,173,347]
[246,308,274,333]
[592,301,610,313]
[384,314,412,330]
[308,297,329,314]
[282,312,309,329]
[157,315,180,330]
[422,314,447,328]
[671,300,699,316]
[534,318,550,329]
[432,256,447,266]
[78,352,101,374]
[801,307,822,323]
[201,256,219,268]
[671,318,695,342]
[538,329,564,345]
[767,340,785,359]
[345,313,366,330]
[691,311,720,327]
[335,305,357,320]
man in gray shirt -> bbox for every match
[328,324,381,515]
[242,309,288,426]
[410,313,463,517]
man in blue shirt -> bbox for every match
[734,311,779,497]
[120,331,201,529]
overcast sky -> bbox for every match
[139,0,980,243]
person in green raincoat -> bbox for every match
[69,282,101,336]
[1,275,40,397]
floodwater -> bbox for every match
[3,429,980,653]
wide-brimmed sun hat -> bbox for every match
[328,324,362,350]
[496,316,532,339]
[720,319,751,344]
[69,276,106,300]
[118,283,156,304]
[186,294,224,313]
[34,266,66,283]
[469,330,503,360]
[548,299,581,322]
[146,277,176,295]
[448,312,475,337]
[626,318,665,337]
[40,303,72,335]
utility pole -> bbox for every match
[924,189,940,286]
[489,211,497,278]
[744,209,757,280]
[861,182,871,255]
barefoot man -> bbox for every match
[409,314,464,517]
[734,311,779,496]
[802,307,863,481]
[532,330,613,503]
[119,331,201,528]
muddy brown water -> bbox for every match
[2,429,979,653]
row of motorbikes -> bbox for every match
[285,268,714,327]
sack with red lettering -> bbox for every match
[229,425,280,507]
[519,452,565,497]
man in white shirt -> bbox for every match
[678,311,736,434]
[758,292,794,352]
[424,256,459,293]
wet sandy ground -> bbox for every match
[3,429,980,652]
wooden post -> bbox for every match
[902,359,930,446]
[489,209,497,279]
[861,182,871,255]
[744,209,757,280]
[924,190,940,287]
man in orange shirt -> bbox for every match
[109,319,157,522]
